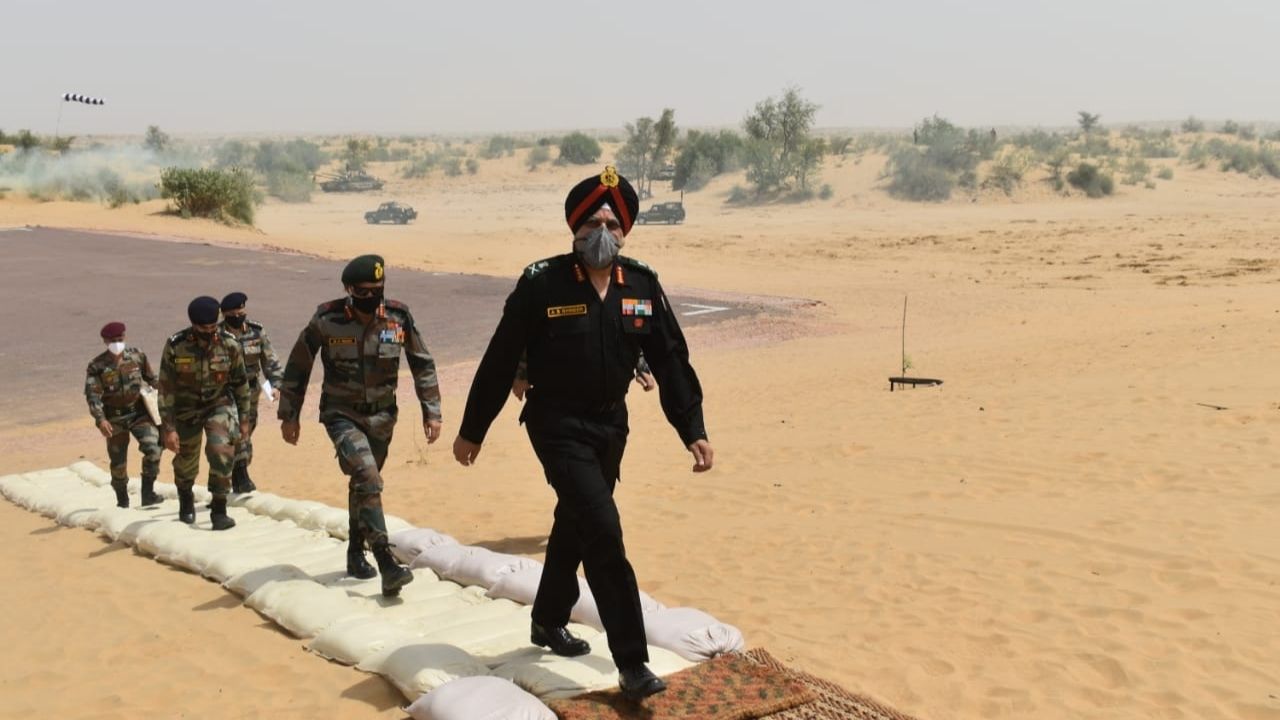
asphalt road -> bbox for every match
[0,227,760,425]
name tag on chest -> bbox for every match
[547,304,587,318]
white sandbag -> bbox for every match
[337,569,449,600]
[162,535,225,573]
[241,492,288,518]
[389,527,459,565]
[392,597,524,635]
[223,563,311,597]
[202,550,279,583]
[246,579,370,638]
[571,586,665,631]
[56,503,104,529]
[134,521,195,558]
[409,544,473,577]
[277,498,326,526]
[358,641,491,701]
[309,615,420,665]
[447,548,541,589]
[405,676,556,720]
[357,591,485,627]
[414,607,601,668]
[494,642,693,700]
[0,474,35,504]
[300,506,348,536]
[116,515,164,545]
[643,607,745,661]
[69,460,112,486]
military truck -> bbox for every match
[634,201,685,225]
[364,201,417,224]
[318,170,385,192]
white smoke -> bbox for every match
[0,144,201,206]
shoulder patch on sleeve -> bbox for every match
[523,259,553,279]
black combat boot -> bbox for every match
[209,497,236,531]
[177,487,196,524]
[372,543,413,597]
[346,528,376,580]
[618,664,667,701]
[531,622,591,657]
[113,484,129,509]
[140,477,163,506]
[231,462,257,494]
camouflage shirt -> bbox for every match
[277,297,442,423]
[220,319,284,389]
[159,327,252,431]
[85,347,157,422]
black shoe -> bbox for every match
[347,545,377,580]
[113,486,129,509]
[177,489,195,524]
[231,463,257,494]
[209,498,236,531]
[140,479,163,507]
[531,622,591,657]
[372,544,412,597]
[618,664,667,701]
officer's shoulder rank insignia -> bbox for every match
[524,259,552,278]
[617,256,656,277]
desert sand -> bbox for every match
[1,146,1278,719]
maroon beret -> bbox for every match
[100,321,126,339]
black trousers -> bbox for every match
[525,404,648,667]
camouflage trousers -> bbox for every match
[323,406,397,549]
[105,408,162,492]
[173,404,240,498]
[233,388,261,467]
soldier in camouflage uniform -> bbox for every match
[160,296,252,530]
[85,321,164,508]
[219,292,284,494]
[278,254,443,597]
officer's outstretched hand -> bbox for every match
[635,372,656,392]
[453,436,482,466]
[163,430,180,453]
[96,419,115,438]
[511,378,530,401]
[688,439,714,472]
[424,419,442,444]
[281,419,301,445]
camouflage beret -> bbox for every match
[100,321,126,339]
[220,291,247,311]
[187,296,221,325]
[342,254,386,285]
[565,166,639,236]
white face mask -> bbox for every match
[107,342,125,355]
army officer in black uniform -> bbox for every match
[453,166,713,701]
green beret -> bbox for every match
[342,254,386,285]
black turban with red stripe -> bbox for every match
[564,166,640,236]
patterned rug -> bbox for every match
[548,650,816,720]
[745,649,923,720]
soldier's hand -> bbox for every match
[424,419,442,444]
[688,439,714,472]
[163,430,180,453]
[635,372,656,392]
[96,419,115,438]
[281,419,301,445]
[240,420,252,440]
[452,436,482,466]
[511,378,530,401]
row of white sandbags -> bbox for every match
[65,459,415,542]
[390,527,745,663]
[0,467,714,718]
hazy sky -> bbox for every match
[4,0,1278,136]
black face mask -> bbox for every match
[224,315,246,329]
[350,294,383,314]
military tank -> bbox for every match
[317,170,385,192]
